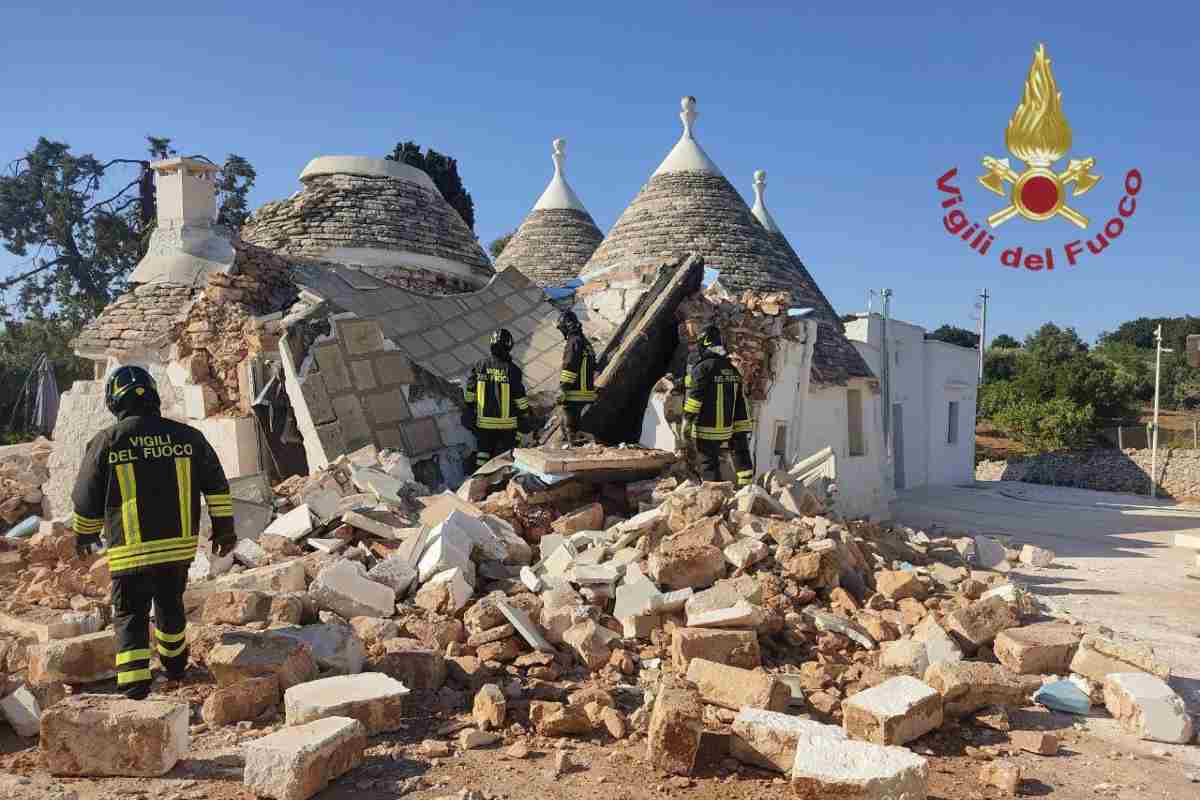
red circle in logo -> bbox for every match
[1020,175,1059,214]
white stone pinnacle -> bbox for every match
[533,137,589,212]
[751,170,782,234]
[653,95,722,177]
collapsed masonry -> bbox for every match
[2,437,1193,793]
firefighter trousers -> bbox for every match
[695,436,754,486]
[111,561,190,699]
[557,401,587,442]
[473,429,517,469]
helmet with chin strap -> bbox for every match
[698,324,722,350]
[105,365,159,415]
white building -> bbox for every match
[843,314,978,490]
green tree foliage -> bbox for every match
[386,142,475,231]
[1023,322,1087,361]
[0,316,90,440]
[978,379,1019,420]
[983,349,1022,383]
[488,230,515,260]
[1,137,257,324]
[1096,316,1200,412]
[926,324,979,349]
[993,396,1095,453]
[990,333,1020,349]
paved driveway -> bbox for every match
[893,480,1200,721]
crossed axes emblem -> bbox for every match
[978,156,1101,229]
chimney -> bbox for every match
[152,157,219,226]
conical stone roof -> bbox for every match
[750,171,874,383]
[242,156,492,291]
[583,97,872,384]
[495,139,602,287]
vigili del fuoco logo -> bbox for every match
[936,44,1143,272]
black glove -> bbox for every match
[75,533,102,558]
[460,408,476,430]
[517,414,534,434]
[211,529,237,557]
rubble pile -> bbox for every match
[1,441,1194,797]
[676,288,794,401]
[0,439,52,533]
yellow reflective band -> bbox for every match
[115,463,142,547]
[72,512,104,532]
[733,420,754,432]
[683,399,702,413]
[117,668,153,685]
[563,390,598,402]
[108,548,198,574]
[514,397,530,410]
[476,417,518,430]
[736,470,754,478]
[116,648,152,665]
[476,380,485,417]
[580,354,589,392]
[204,492,230,503]
[501,381,511,419]
[178,458,192,537]
[717,383,726,430]
[560,370,578,381]
[157,641,187,658]
[106,536,198,560]
[684,374,693,388]
[155,627,187,643]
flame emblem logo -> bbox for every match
[979,44,1101,228]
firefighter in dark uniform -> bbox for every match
[462,329,532,469]
[682,324,755,486]
[556,310,597,444]
[71,366,236,699]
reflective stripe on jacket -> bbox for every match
[560,333,598,403]
[71,414,233,576]
[464,356,530,431]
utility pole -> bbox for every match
[1151,324,1174,498]
[977,288,990,382]
[880,289,893,455]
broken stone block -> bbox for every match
[416,512,479,584]
[473,683,507,728]
[262,504,314,542]
[943,595,1019,651]
[803,608,877,650]
[206,631,320,690]
[27,630,117,685]
[980,760,1022,795]
[284,672,409,735]
[647,686,703,776]
[551,502,604,537]
[270,594,307,626]
[842,675,943,745]
[1034,679,1091,714]
[923,661,1040,717]
[520,566,543,592]
[684,575,761,617]
[562,620,619,670]
[685,658,790,712]
[270,624,366,675]
[1102,672,1194,743]
[880,639,930,676]
[496,599,555,653]
[730,708,845,773]
[671,627,760,671]
[614,579,660,619]
[0,684,41,737]
[912,615,963,665]
[874,569,925,601]
[41,694,188,776]
[994,622,1082,675]
[686,600,765,629]
[529,700,591,737]
[243,716,366,800]
[459,727,501,749]
[791,735,928,800]
[1010,730,1059,755]
[184,559,308,612]
[1069,634,1171,683]
[309,559,396,619]
[233,537,268,568]
[201,676,281,726]
[202,590,271,625]
[1019,544,1055,567]
[368,638,446,690]
[620,613,661,639]
[188,549,233,582]
[648,543,725,590]
[414,567,473,615]
[973,535,1010,571]
[724,537,768,569]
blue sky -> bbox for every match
[3,1,1196,344]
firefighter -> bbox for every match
[71,366,236,699]
[462,328,533,469]
[556,310,597,444]
[682,324,755,486]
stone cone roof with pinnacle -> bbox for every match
[495,138,603,287]
[750,170,874,383]
[583,97,873,384]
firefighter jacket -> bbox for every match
[464,356,531,431]
[560,333,598,403]
[683,349,754,441]
[71,413,234,576]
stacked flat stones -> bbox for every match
[242,157,492,292]
[73,284,197,359]
[583,98,873,385]
[495,139,603,288]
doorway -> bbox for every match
[892,403,905,489]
